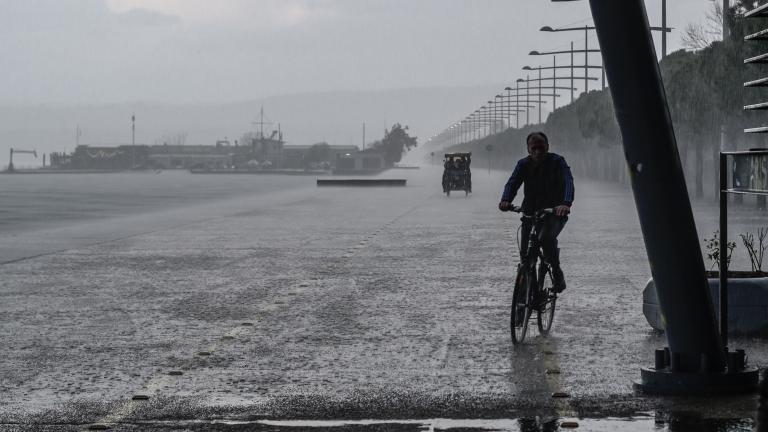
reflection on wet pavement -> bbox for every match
[76,414,754,431]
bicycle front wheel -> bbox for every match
[511,266,533,344]
[537,263,557,335]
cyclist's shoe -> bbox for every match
[552,266,566,293]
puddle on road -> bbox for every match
[214,415,754,431]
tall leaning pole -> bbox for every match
[588,0,757,393]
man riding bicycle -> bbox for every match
[498,132,574,293]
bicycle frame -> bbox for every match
[518,212,552,292]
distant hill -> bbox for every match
[0,84,505,168]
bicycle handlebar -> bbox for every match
[501,205,555,218]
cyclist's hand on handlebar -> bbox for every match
[554,204,571,216]
[499,201,511,211]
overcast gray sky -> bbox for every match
[2,0,713,105]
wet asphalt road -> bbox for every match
[1,167,767,430]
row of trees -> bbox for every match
[446,1,768,201]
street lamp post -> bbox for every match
[495,94,503,132]
[480,106,487,138]
[513,77,572,125]
[542,26,594,91]
[506,86,571,96]
[530,45,601,101]
[584,26,589,91]
[538,67,543,123]
[540,20,672,90]
[516,79,522,128]
[553,56,557,110]
[494,98,527,126]
[510,80,557,127]
[539,25,602,92]
[525,76,530,126]
[505,87,512,128]
[480,112,485,138]
[525,62,604,90]
[487,101,494,136]
[492,98,497,135]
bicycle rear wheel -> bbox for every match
[511,266,533,344]
[537,263,557,335]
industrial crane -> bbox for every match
[8,148,37,172]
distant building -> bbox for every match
[66,145,149,169]
[49,151,72,168]
[148,144,233,169]
[50,137,362,171]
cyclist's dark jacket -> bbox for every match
[501,152,574,213]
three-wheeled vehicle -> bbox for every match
[442,152,472,196]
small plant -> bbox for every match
[704,230,736,271]
[739,227,767,273]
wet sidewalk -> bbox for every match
[0,168,765,429]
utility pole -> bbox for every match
[723,0,729,40]
[362,122,366,150]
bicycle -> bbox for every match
[504,205,558,345]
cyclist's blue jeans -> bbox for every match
[520,215,568,265]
